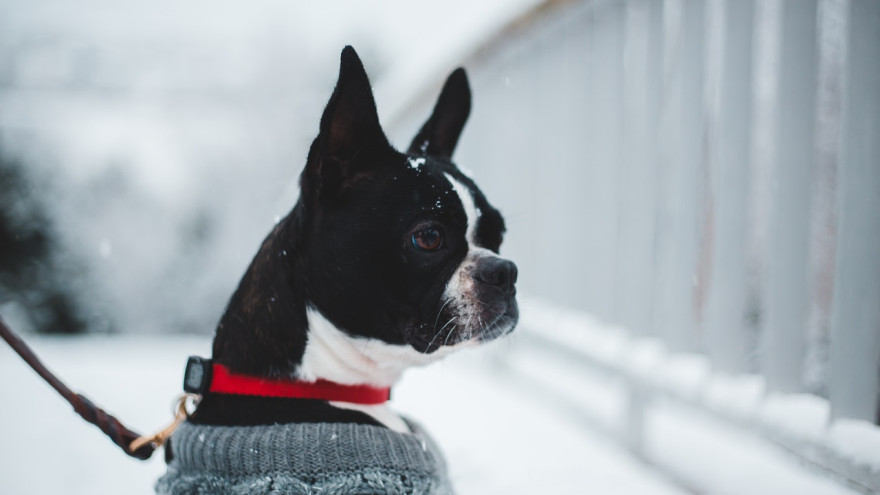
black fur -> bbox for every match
[189,395,382,427]
[408,68,471,158]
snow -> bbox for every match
[658,353,712,400]
[759,393,831,443]
[646,400,861,495]
[828,420,880,468]
[703,373,766,421]
[396,348,687,495]
[627,339,667,378]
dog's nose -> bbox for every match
[475,258,518,295]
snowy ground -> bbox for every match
[0,333,867,495]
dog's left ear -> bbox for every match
[303,46,392,202]
[408,68,471,159]
[318,46,389,161]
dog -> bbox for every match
[158,46,518,495]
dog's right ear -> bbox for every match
[303,46,391,202]
[407,68,471,159]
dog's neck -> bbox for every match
[211,213,310,378]
[297,307,461,388]
[297,308,467,433]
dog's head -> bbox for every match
[213,47,517,383]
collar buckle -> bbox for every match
[183,356,213,395]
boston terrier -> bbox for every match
[182,45,517,444]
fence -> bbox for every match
[386,0,880,491]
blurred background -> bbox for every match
[1,0,878,494]
[0,0,537,337]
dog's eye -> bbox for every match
[412,227,443,251]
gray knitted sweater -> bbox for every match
[156,420,454,495]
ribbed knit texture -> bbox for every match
[156,420,454,495]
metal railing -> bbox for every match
[387,0,879,491]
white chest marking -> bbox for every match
[298,308,470,432]
[298,307,463,387]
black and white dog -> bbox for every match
[184,45,517,444]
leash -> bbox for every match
[0,316,190,460]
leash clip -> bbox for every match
[129,393,199,453]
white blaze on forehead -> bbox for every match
[441,174,508,341]
[444,173,480,244]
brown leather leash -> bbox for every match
[0,315,190,461]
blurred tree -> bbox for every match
[0,150,86,334]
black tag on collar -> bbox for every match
[183,356,212,394]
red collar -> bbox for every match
[207,363,391,405]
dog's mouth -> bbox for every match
[477,301,519,342]
[410,295,518,354]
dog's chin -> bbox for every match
[477,304,519,343]
[409,297,519,355]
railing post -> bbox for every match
[614,0,662,336]
[760,0,819,394]
[652,0,706,352]
[828,0,880,424]
[745,0,781,374]
[703,0,755,374]
[802,0,848,397]
[585,1,626,321]
[624,380,648,459]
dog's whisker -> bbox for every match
[425,327,444,351]
[427,317,456,350]
[432,298,453,333]
[442,323,458,347]
[439,316,456,333]
[457,313,474,343]
[437,317,458,347]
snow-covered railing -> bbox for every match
[384,0,880,492]
[508,298,880,493]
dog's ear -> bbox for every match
[304,46,391,201]
[408,68,471,159]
